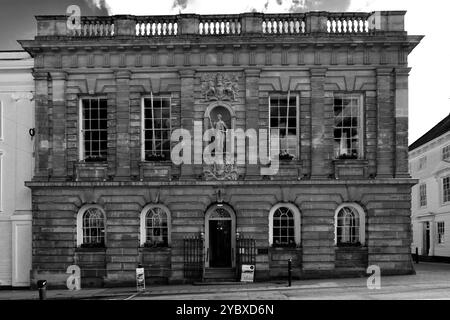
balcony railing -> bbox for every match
[36,11,406,38]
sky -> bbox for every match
[0,0,448,144]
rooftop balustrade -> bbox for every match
[35,11,406,38]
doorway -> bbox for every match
[423,221,430,256]
[205,204,236,268]
[209,220,231,267]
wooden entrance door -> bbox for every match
[209,220,232,267]
[423,222,430,256]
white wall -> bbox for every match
[410,130,450,257]
[0,51,34,287]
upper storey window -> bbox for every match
[442,145,450,162]
[79,97,107,162]
[418,156,427,171]
[333,94,364,160]
[269,94,299,160]
[142,94,172,161]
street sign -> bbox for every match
[136,267,145,291]
[240,264,255,282]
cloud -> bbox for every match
[172,0,189,10]
[0,0,111,49]
[289,0,351,12]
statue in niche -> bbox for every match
[204,112,238,181]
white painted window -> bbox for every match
[140,204,171,247]
[335,203,366,246]
[418,156,427,171]
[443,145,450,162]
[419,183,427,207]
[437,221,445,244]
[269,94,299,160]
[141,94,172,161]
[79,97,108,162]
[444,176,450,204]
[76,205,106,247]
[269,203,301,247]
[333,93,364,159]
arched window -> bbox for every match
[76,205,106,247]
[140,204,171,247]
[269,203,301,247]
[335,203,366,246]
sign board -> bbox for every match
[240,264,255,282]
[136,267,145,291]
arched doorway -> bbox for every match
[205,203,236,268]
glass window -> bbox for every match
[443,176,450,203]
[419,184,427,207]
[80,97,107,162]
[269,94,298,160]
[143,95,171,161]
[272,206,296,247]
[443,146,450,161]
[336,206,361,245]
[145,206,169,247]
[333,94,363,159]
[82,207,105,247]
[437,222,445,244]
[418,157,427,170]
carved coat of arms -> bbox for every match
[201,73,239,101]
[204,163,239,181]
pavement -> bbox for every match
[1,262,450,300]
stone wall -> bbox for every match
[29,180,415,287]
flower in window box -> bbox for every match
[337,153,358,160]
[146,153,167,161]
[338,241,361,247]
[279,150,294,161]
[80,241,105,249]
[84,155,107,162]
[144,240,168,248]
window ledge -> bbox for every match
[139,161,172,181]
[75,246,106,253]
[270,245,302,250]
[74,162,108,181]
[139,246,171,252]
[333,159,369,179]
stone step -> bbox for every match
[204,268,236,280]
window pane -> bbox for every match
[336,206,361,244]
[145,207,169,246]
[82,98,108,161]
[333,94,362,159]
[143,96,172,161]
[269,94,299,159]
[82,208,105,246]
[272,207,296,246]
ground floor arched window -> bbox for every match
[269,203,301,247]
[335,203,366,246]
[76,205,106,247]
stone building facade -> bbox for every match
[20,11,422,287]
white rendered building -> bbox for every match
[0,51,34,287]
[410,114,450,260]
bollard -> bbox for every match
[37,280,47,300]
[415,247,419,264]
[288,258,292,287]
